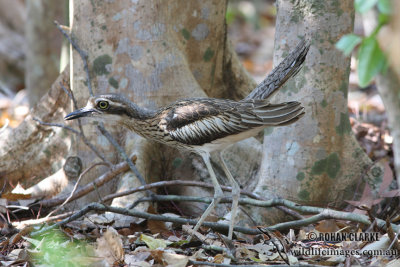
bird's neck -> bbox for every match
[126,102,157,120]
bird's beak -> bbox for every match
[64,107,96,120]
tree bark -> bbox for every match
[26,0,67,107]
[250,0,377,224]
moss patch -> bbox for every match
[203,47,214,62]
[298,189,310,200]
[335,112,352,136]
[296,172,305,181]
[320,99,327,108]
[108,77,119,89]
[181,28,190,40]
[311,152,341,179]
[339,79,348,95]
[93,54,112,75]
[172,157,183,168]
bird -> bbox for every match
[65,39,310,240]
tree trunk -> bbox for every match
[26,0,67,107]
[0,0,25,93]
[250,0,378,224]
[363,5,400,189]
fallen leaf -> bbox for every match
[315,220,340,233]
[95,227,124,265]
[162,252,189,267]
[140,234,172,250]
[148,219,168,235]
[213,254,224,263]
[2,192,32,201]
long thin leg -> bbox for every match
[188,152,223,241]
[218,152,240,240]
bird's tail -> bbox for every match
[252,101,305,126]
[243,39,310,101]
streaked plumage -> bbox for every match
[65,39,310,240]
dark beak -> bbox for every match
[64,107,95,120]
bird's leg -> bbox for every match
[188,153,223,241]
[218,152,240,240]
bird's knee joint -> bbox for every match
[214,188,224,200]
[232,184,240,198]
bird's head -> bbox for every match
[64,94,140,124]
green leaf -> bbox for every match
[377,0,392,14]
[336,34,362,56]
[140,234,171,249]
[355,0,379,13]
[250,257,263,263]
[357,37,387,87]
[378,13,390,25]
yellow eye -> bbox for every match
[97,100,109,110]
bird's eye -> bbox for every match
[97,100,109,110]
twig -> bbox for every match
[30,195,400,239]
[12,212,74,227]
[54,20,93,96]
[386,218,400,254]
[33,117,109,164]
[103,180,259,202]
[97,124,150,193]
[56,20,149,193]
[30,203,260,237]
[101,179,303,219]
[33,118,80,135]
[45,162,108,218]
[36,159,132,208]
[258,227,289,265]
[127,194,400,233]
[60,82,97,164]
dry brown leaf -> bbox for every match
[148,219,168,235]
[213,254,224,263]
[9,226,33,246]
[2,192,31,201]
[315,220,340,233]
[118,227,134,236]
[149,249,164,264]
[95,227,124,265]
[146,205,169,234]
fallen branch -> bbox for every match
[101,179,303,219]
[13,212,74,228]
[31,203,260,237]
[131,194,400,233]
[45,162,108,218]
[36,159,134,208]
[102,180,260,202]
[30,195,400,239]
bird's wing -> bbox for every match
[159,98,304,146]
